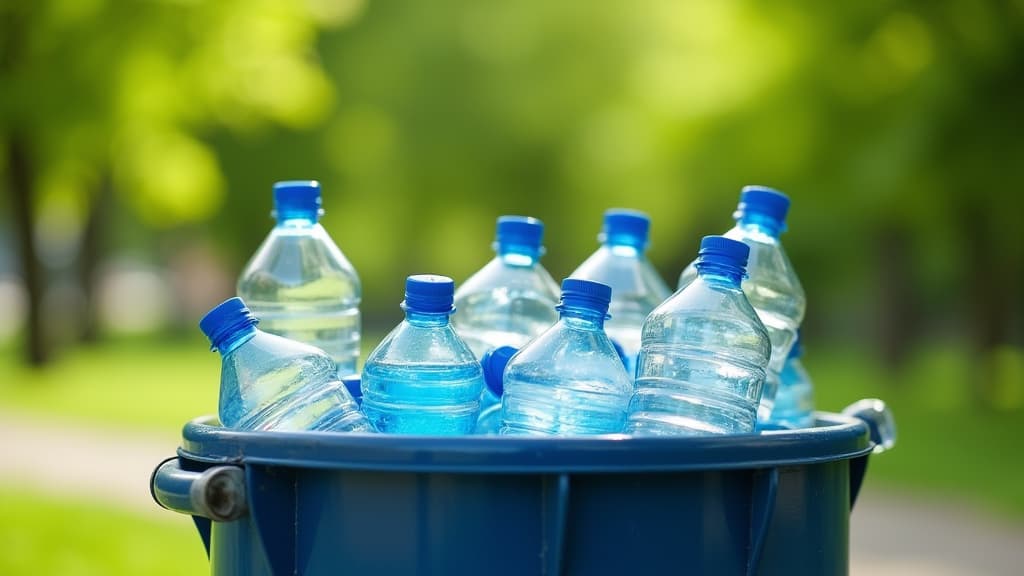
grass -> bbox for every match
[0,484,208,576]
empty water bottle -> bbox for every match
[769,332,815,428]
[199,297,371,432]
[453,216,560,433]
[501,279,633,436]
[627,236,771,436]
[678,187,805,420]
[570,209,671,376]
[361,275,484,435]
[237,180,362,377]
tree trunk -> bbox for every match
[875,223,916,372]
[7,133,49,365]
[77,172,111,344]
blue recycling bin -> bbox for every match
[151,400,894,576]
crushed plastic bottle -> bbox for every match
[199,297,371,432]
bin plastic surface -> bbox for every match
[152,400,893,576]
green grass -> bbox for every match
[0,336,218,432]
[0,485,208,576]
[807,344,1024,519]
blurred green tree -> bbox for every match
[0,0,360,365]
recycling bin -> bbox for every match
[151,400,894,576]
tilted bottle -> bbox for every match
[768,332,815,428]
[360,275,485,435]
[500,279,633,436]
[570,209,671,377]
[237,180,362,377]
[452,216,560,432]
[627,236,771,436]
[199,297,371,432]
[678,187,805,420]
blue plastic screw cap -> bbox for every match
[560,278,613,314]
[199,297,258,351]
[734,185,790,225]
[481,345,518,397]
[341,374,363,403]
[496,216,544,248]
[601,208,651,246]
[698,235,750,271]
[403,274,456,314]
[273,180,323,220]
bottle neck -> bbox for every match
[602,234,647,257]
[556,305,607,330]
[495,242,541,267]
[216,326,258,356]
[274,215,320,228]
[404,310,452,327]
[695,261,745,287]
[735,213,783,239]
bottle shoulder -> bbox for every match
[456,258,560,299]
[571,247,671,303]
[365,320,480,366]
[238,225,361,304]
[507,322,630,384]
[227,330,337,376]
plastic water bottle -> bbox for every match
[501,279,633,436]
[361,275,485,435]
[570,209,671,377]
[199,297,371,432]
[769,332,815,428]
[237,180,362,378]
[678,187,805,420]
[627,236,771,436]
[453,215,560,433]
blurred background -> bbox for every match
[1,0,1022,574]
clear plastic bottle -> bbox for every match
[361,275,485,435]
[570,209,671,377]
[500,278,633,436]
[768,332,815,428]
[198,297,371,432]
[678,187,805,421]
[452,216,560,433]
[627,236,771,436]
[237,181,362,378]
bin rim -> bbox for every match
[176,411,873,474]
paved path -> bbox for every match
[2,409,1023,574]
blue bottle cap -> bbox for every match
[600,208,651,247]
[198,297,258,352]
[559,278,612,315]
[733,185,790,226]
[481,345,517,397]
[273,180,323,221]
[697,236,750,270]
[403,275,455,314]
[496,216,544,249]
[788,331,803,359]
[341,374,363,404]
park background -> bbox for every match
[1,0,1022,574]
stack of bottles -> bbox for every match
[200,180,814,437]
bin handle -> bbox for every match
[151,457,248,522]
[842,399,896,509]
[842,398,896,454]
